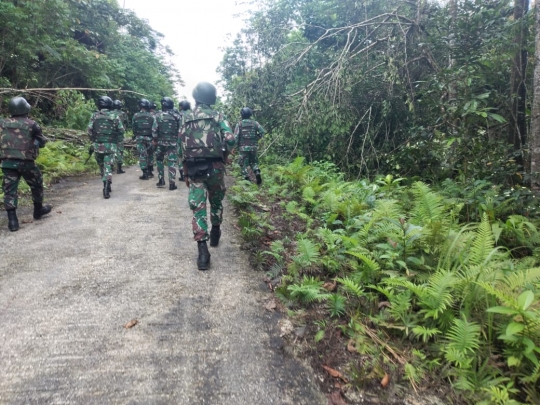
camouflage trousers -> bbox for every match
[93,143,118,182]
[188,161,226,242]
[136,138,152,170]
[2,161,44,210]
[155,144,177,184]
[115,141,124,165]
[238,150,259,178]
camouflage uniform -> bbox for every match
[132,111,155,171]
[87,109,124,182]
[179,105,236,241]
[234,119,265,179]
[115,110,129,165]
[0,116,47,210]
[153,110,180,185]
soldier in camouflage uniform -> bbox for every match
[112,100,128,174]
[179,82,236,270]
[87,96,125,199]
[234,107,265,185]
[152,97,180,190]
[0,96,52,231]
[177,100,192,182]
[147,101,158,178]
[132,98,156,180]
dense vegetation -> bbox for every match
[0,0,179,123]
[222,0,540,403]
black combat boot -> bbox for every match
[197,241,211,270]
[255,170,262,185]
[7,209,19,232]
[107,180,112,193]
[179,169,185,181]
[209,225,221,247]
[103,181,110,199]
[169,182,177,191]
[148,165,154,178]
[33,203,52,220]
[156,177,165,187]
[139,169,149,180]
[117,163,125,174]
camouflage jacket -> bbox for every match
[179,104,235,161]
[132,111,155,140]
[152,110,181,144]
[118,110,129,130]
[234,119,265,151]
[0,115,46,162]
[87,109,125,144]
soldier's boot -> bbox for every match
[156,177,165,187]
[243,176,251,182]
[117,163,125,174]
[107,180,112,193]
[103,181,110,199]
[148,165,155,178]
[33,203,52,220]
[7,209,19,232]
[169,181,177,191]
[179,169,185,181]
[197,241,211,270]
[139,169,149,180]
[255,170,262,186]
[209,225,221,247]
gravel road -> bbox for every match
[0,167,326,405]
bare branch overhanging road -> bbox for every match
[0,168,326,405]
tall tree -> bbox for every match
[531,2,540,192]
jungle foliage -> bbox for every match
[219,0,530,185]
[229,159,540,404]
[0,0,180,122]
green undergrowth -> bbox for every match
[228,157,540,404]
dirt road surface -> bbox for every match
[0,167,326,405]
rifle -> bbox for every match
[84,145,95,164]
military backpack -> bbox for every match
[133,112,153,138]
[156,111,179,142]
[92,111,117,143]
[0,117,37,160]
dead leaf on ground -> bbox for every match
[323,281,337,292]
[265,299,277,312]
[21,219,33,224]
[327,390,347,405]
[347,339,357,353]
[233,225,241,231]
[56,211,62,214]
[378,301,391,309]
[322,365,348,382]
[381,373,390,387]
[124,319,138,329]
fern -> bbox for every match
[443,317,481,368]
[327,293,347,317]
[468,213,496,266]
[287,276,329,304]
[336,276,364,298]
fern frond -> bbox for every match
[345,250,380,272]
[410,182,445,226]
[445,317,481,357]
[336,276,364,298]
[468,213,496,266]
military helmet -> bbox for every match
[112,100,123,110]
[161,97,174,110]
[8,96,31,116]
[150,101,157,110]
[179,100,191,111]
[192,82,217,106]
[241,107,253,119]
[97,96,113,109]
[138,98,151,110]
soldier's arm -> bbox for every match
[220,119,236,152]
[151,116,158,145]
[257,122,265,138]
[87,114,95,140]
[117,117,125,135]
[32,121,47,148]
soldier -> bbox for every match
[234,107,265,185]
[87,96,125,199]
[112,100,128,174]
[179,82,236,270]
[147,101,158,178]
[0,96,52,231]
[177,100,192,182]
[152,97,180,190]
[132,98,156,180]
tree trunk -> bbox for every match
[509,0,529,165]
[530,3,540,193]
